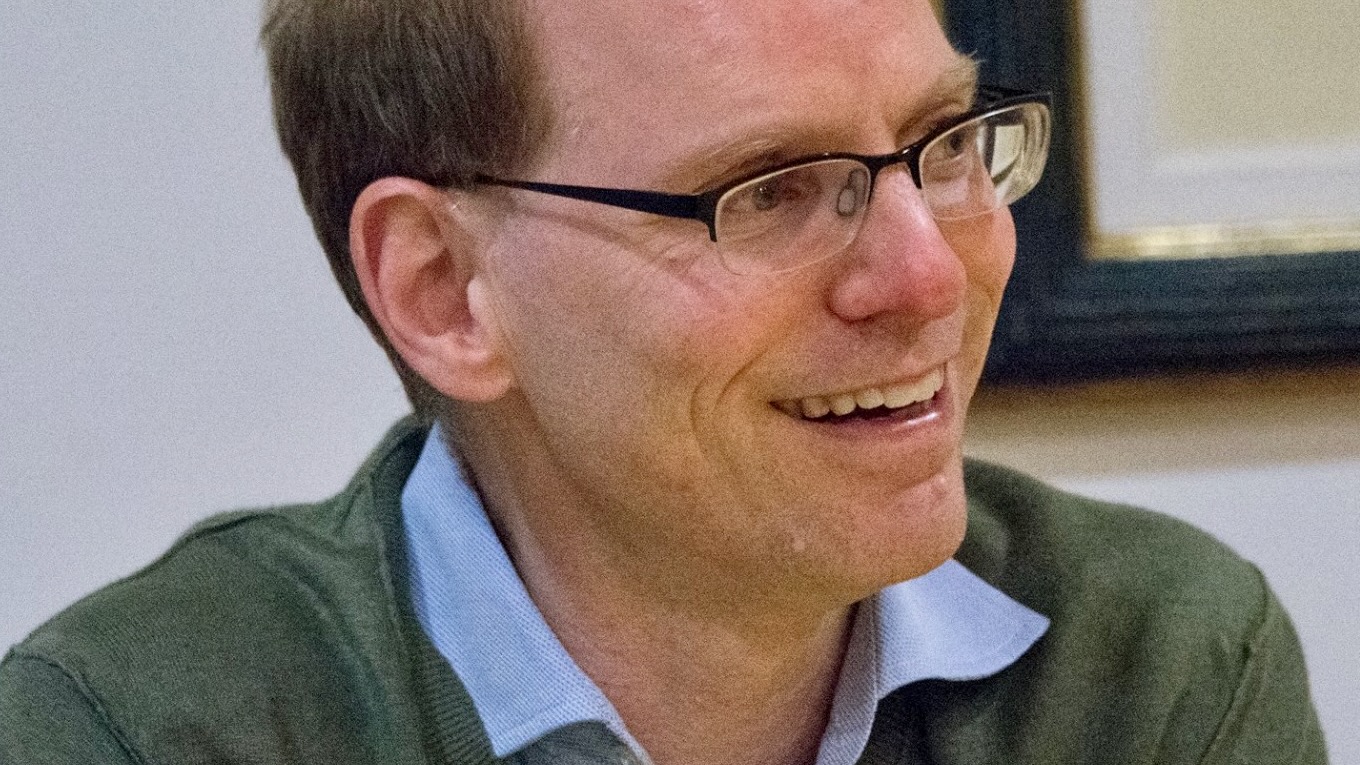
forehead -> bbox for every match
[523,0,969,183]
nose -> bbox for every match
[825,166,967,324]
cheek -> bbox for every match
[493,258,668,412]
[944,210,1016,307]
[485,228,781,428]
[939,211,1017,394]
[482,231,813,515]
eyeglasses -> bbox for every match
[477,85,1052,275]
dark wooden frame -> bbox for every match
[945,0,1360,383]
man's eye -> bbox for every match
[939,126,977,159]
[750,182,788,211]
[731,171,817,214]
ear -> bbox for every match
[349,177,513,403]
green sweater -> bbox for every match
[0,419,1326,764]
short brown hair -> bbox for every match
[260,0,551,418]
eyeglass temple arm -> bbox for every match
[475,175,715,220]
[978,83,1028,100]
[977,84,1054,113]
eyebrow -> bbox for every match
[919,55,981,119]
[663,134,801,195]
[662,54,983,194]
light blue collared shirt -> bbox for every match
[403,427,1048,765]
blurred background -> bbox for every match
[2,0,1356,760]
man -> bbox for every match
[0,0,1325,762]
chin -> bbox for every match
[881,468,969,582]
[809,459,970,602]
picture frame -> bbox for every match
[945,0,1360,383]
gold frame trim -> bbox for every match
[1092,219,1360,261]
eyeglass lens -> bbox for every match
[714,102,1049,274]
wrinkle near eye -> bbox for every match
[670,140,793,196]
[893,56,980,145]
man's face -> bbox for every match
[474,0,1016,606]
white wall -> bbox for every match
[3,1,1354,762]
[1,0,409,648]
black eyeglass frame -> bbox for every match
[475,85,1052,241]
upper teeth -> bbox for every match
[778,369,944,420]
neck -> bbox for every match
[504,494,855,765]
[449,415,858,765]
[545,573,855,765]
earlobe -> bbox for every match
[349,178,514,403]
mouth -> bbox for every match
[772,368,946,423]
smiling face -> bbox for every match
[463,0,1016,613]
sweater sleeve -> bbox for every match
[1199,587,1328,765]
[0,650,142,765]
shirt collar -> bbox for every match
[402,427,1047,763]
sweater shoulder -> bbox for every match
[948,460,1323,763]
[960,457,1265,620]
[870,462,1322,764]
[21,418,426,641]
[3,418,430,762]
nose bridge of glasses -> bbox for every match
[863,146,924,197]
[860,156,928,224]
